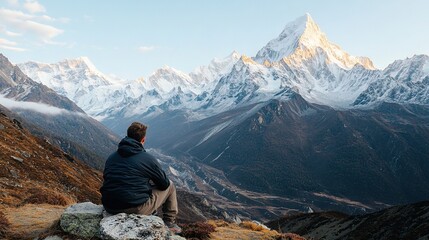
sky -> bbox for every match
[0,0,428,80]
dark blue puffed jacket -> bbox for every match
[100,137,170,210]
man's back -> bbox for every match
[100,136,169,210]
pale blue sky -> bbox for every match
[1,0,428,80]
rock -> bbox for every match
[210,205,218,211]
[233,215,242,224]
[9,169,19,179]
[222,211,230,219]
[202,198,210,207]
[169,235,186,240]
[12,119,23,129]
[0,123,4,130]
[100,213,169,240]
[19,150,31,158]
[60,202,104,238]
[11,156,24,163]
[43,236,63,240]
[251,220,270,230]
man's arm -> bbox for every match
[145,156,170,190]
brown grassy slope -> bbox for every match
[0,108,102,207]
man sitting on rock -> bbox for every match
[100,122,181,233]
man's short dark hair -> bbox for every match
[127,122,147,142]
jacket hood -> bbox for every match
[117,137,145,157]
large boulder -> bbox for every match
[60,202,104,238]
[99,213,169,240]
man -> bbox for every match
[100,122,181,233]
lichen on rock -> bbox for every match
[60,202,104,238]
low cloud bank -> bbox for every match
[0,96,84,116]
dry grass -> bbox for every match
[179,221,216,240]
[206,220,303,240]
[22,188,70,206]
[240,221,269,232]
[0,210,10,238]
[207,220,233,228]
[276,233,307,240]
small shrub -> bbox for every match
[276,233,307,240]
[23,191,68,206]
[180,222,216,240]
[240,221,267,231]
[0,210,10,238]
[207,219,230,228]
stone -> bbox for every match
[19,150,31,158]
[251,220,270,230]
[60,202,104,238]
[233,215,242,224]
[0,123,4,130]
[169,235,187,240]
[43,236,63,240]
[11,155,24,163]
[9,169,19,179]
[202,198,210,207]
[99,213,169,240]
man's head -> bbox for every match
[127,122,148,143]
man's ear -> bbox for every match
[141,137,146,144]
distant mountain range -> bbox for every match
[0,54,119,169]
[7,13,429,218]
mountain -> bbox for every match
[145,95,429,213]
[1,54,119,169]
[15,13,429,218]
[190,50,241,86]
[354,54,429,106]
[254,13,374,70]
[0,106,237,239]
[0,104,102,206]
[17,57,143,120]
[267,200,429,240]
[1,54,83,113]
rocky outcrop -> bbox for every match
[99,214,168,240]
[60,202,104,238]
[60,202,186,240]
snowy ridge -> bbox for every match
[18,14,429,124]
[190,50,241,86]
[255,13,375,70]
[354,55,429,106]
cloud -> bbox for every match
[25,20,64,40]
[138,46,155,53]
[0,37,27,51]
[0,45,27,52]
[0,38,17,46]
[5,30,22,37]
[5,0,19,6]
[0,8,64,43]
[0,96,73,115]
[0,96,87,117]
[23,0,46,14]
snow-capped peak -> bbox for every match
[383,54,429,83]
[190,51,241,85]
[142,66,196,93]
[57,56,103,76]
[254,13,375,70]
